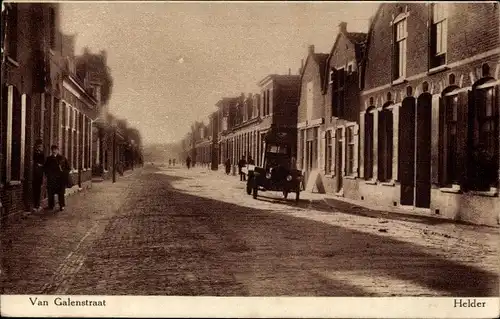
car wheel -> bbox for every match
[295,190,300,202]
[283,191,288,199]
[252,182,258,199]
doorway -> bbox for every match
[399,94,432,208]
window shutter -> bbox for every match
[456,91,470,189]
[430,95,441,186]
[341,126,346,176]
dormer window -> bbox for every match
[430,3,448,68]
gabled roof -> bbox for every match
[321,28,368,94]
[300,53,329,85]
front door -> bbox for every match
[415,93,432,208]
[399,97,416,205]
[335,128,343,192]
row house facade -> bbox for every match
[297,24,367,196]
[1,3,113,218]
[193,121,211,167]
[215,74,300,172]
[358,2,499,225]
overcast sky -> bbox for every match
[60,2,379,145]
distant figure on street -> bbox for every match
[168,158,172,166]
[32,139,45,212]
[173,159,176,166]
[238,155,247,181]
[225,158,231,175]
[44,145,70,212]
[186,156,191,169]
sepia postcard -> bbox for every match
[0,0,499,317]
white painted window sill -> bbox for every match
[8,180,22,186]
[392,78,407,86]
[365,179,377,185]
[381,180,395,187]
[439,185,461,194]
[344,175,357,180]
[325,173,334,178]
[428,64,449,75]
[469,188,498,197]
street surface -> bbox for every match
[1,164,498,296]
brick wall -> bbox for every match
[298,57,325,123]
[325,33,362,124]
[364,3,500,91]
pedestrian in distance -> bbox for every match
[225,158,231,175]
[238,155,247,181]
[186,156,191,169]
[32,139,45,212]
[44,145,71,212]
[173,159,176,166]
[169,158,172,166]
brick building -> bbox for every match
[321,23,366,198]
[296,45,328,192]
[1,3,65,216]
[358,3,499,225]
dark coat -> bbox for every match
[238,159,246,169]
[33,150,45,182]
[44,154,70,190]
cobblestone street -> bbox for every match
[1,164,498,296]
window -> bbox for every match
[4,4,18,59]
[378,105,393,182]
[364,109,375,180]
[393,17,407,80]
[299,129,305,169]
[306,81,313,120]
[332,68,345,117]
[346,126,355,175]
[306,127,318,170]
[442,93,459,185]
[430,3,447,68]
[3,85,23,182]
[470,84,499,190]
[325,130,332,174]
[49,8,56,49]
[266,89,271,115]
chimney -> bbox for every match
[338,21,347,34]
[308,44,315,55]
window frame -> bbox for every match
[442,91,460,187]
[346,125,356,176]
[470,81,499,191]
[393,16,408,81]
[430,3,448,69]
[325,130,332,174]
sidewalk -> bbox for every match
[0,168,142,294]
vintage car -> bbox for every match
[246,127,302,202]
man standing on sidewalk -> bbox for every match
[44,145,71,211]
[32,139,45,212]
